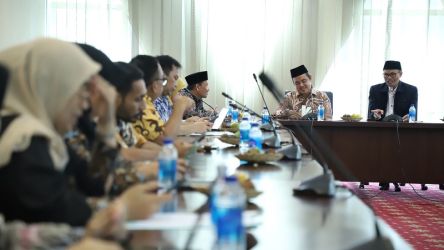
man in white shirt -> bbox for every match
[368,60,418,122]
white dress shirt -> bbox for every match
[385,86,397,116]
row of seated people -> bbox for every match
[0,38,217,249]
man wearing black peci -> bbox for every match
[178,71,217,120]
[367,60,419,191]
[368,60,418,122]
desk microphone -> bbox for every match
[253,73,302,159]
[258,72,394,250]
[221,92,261,119]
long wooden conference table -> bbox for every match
[129,133,411,250]
[279,120,444,183]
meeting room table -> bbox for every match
[128,130,412,250]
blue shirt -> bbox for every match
[154,95,173,122]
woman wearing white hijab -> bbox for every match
[0,38,171,227]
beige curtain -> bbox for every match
[0,0,46,50]
[128,0,356,113]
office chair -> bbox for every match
[0,64,7,108]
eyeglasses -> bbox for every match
[153,78,168,86]
[383,72,399,78]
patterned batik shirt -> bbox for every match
[274,89,332,120]
[178,88,217,120]
[154,95,173,122]
[132,96,165,142]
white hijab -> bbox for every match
[0,38,100,170]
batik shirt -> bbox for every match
[132,96,165,142]
[154,95,173,122]
[274,89,332,120]
[0,214,83,250]
[178,88,216,120]
[116,117,148,150]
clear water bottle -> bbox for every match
[317,102,325,121]
[239,117,251,151]
[409,104,416,123]
[261,106,270,124]
[248,123,263,150]
[212,176,246,250]
[227,101,233,117]
[158,138,178,190]
[211,165,227,224]
[232,107,239,123]
[242,111,251,122]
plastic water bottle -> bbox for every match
[317,102,325,121]
[242,111,251,122]
[232,107,239,123]
[248,123,263,150]
[409,104,416,123]
[158,138,178,190]
[239,117,251,151]
[261,106,270,124]
[211,165,227,224]
[212,176,246,250]
[227,101,233,117]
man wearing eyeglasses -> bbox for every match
[130,55,194,144]
[368,60,418,122]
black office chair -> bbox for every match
[0,64,8,109]
[0,64,9,133]
[324,91,333,116]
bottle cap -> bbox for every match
[242,117,248,121]
[225,176,238,183]
[251,122,259,127]
[163,137,174,144]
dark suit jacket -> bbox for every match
[368,81,418,120]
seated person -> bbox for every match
[1,182,169,249]
[130,55,194,144]
[367,60,419,191]
[178,71,217,120]
[368,60,417,122]
[74,45,175,184]
[171,76,187,98]
[0,38,170,226]
[274,65,332,120]
[155,55,211,134]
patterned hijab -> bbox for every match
[0,38,100,170]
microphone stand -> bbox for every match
[183,87,218,120]
[221,92,262,119]
[252,74,281,148]
[258,72,394,250]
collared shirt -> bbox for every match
[154,95,173,122]
[178,88,216,119]
[132,96,165,142]
[116,119,145,147]
[385,86,397,116]
[274,89,332,120]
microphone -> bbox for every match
[252,73,281,148]
[258,72,394,250]
[221,92,261,119]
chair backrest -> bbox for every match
[0,64,8,109]
[324,91,333,115]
